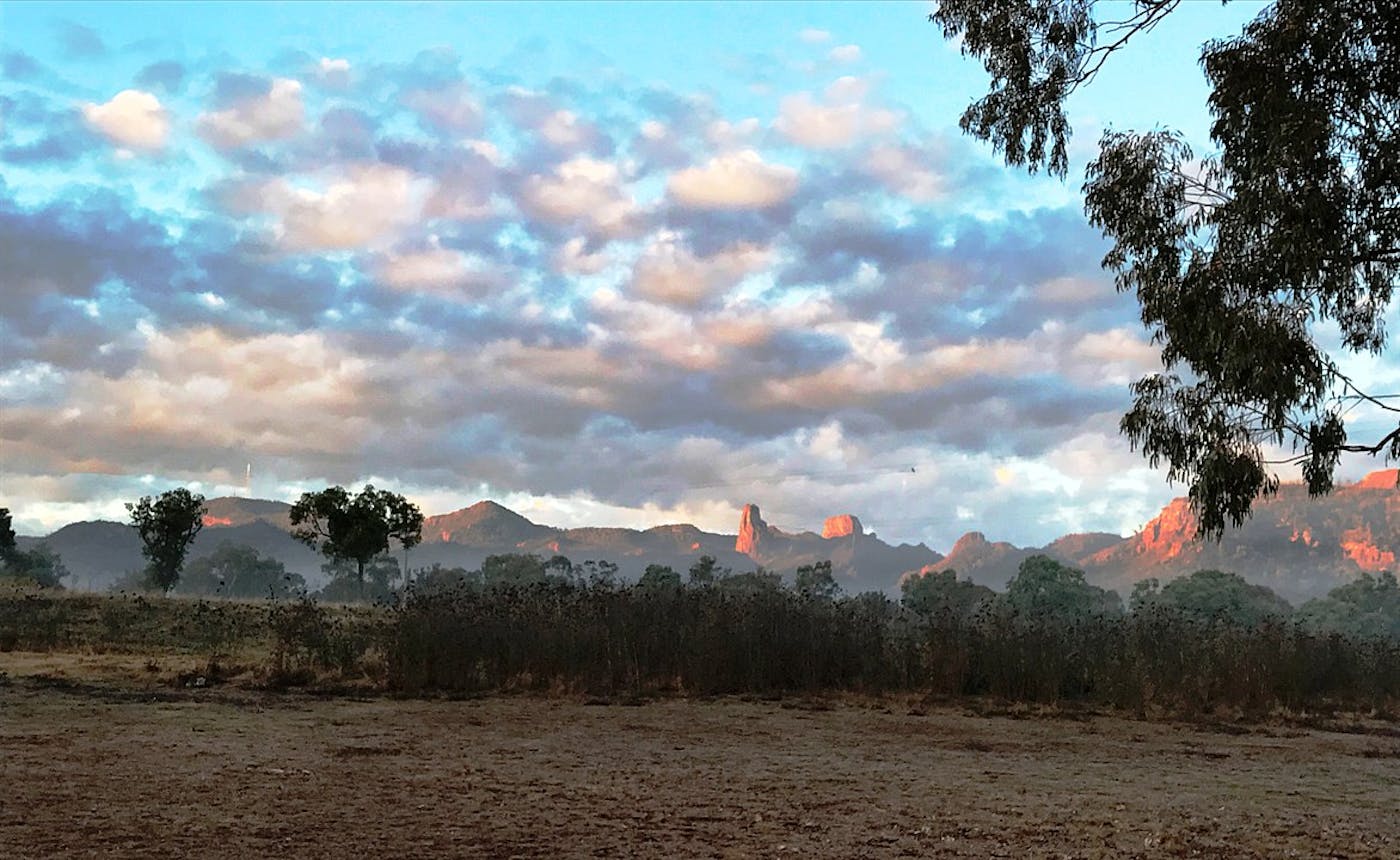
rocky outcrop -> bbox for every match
[1136,498,1196,561]
[1357,469,1400,490]
[821,514,863,539]
[735,504,769,555]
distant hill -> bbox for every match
[908,469,1400,603]
[21,470,1400,600]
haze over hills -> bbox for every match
[17,469,1400,600]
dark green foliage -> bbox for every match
[1,510,67,588]
[317,556,400,604]
[126,488,206,593]
[0,508,14,556]
[414,564,479,595]
[900,568,995,620]
[794,560,841,599]
[480,553,549,585]
[1004,555,1123,621]
[688,554,725,585]
[383,573,1398,714]
[1130,569,1292,627]
[0,543,68,589]
[717,568,784,594]
[936,0,1400,535]
[639,563,681,589]
[178,542,306,599]
[289,485,423,597]
[1297,572,1400,639]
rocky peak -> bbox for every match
[821,514,863,539]
[949,531,990,555]
[735,503,769,555]
[1356,469,1400,490]
[1137,498,1196,560]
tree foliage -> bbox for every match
[289,485,423,596]
[179,542,306,599]
[934,0,1400,535]
[1004,555,1123,620]
[794,560,841,599]
[318,555,401,603]
[900,568,995,619]
[1130,569,1292,626]
[1297,570,1400,639]
[126,488,206,593]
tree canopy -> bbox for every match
[289,485,423,597]
[934,0,1400,536]
[179,542,306,600]
[1004,555,1123,621]
[126,488,206,593]
[1130,569,1292,626]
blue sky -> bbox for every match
[11,0,1363,549]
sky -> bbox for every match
[7,0,1368,549]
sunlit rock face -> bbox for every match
[735,503,769,555]
[1340,526,1396,571]
[1135,498,1196,562]
[821,514,863,539]
[1357,469,1400,490]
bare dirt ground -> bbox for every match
[1,663,1397,858]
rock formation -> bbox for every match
[735,503,769,554]
[821,514,863,539]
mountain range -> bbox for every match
[17,469,1400,601]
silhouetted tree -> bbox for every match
[289,485,423,598]
[639,563,681,589]
[794,560,840,599]
[900,568,995,620]
[1130,569,1292,627]
[688,554,729,585]
[934,1,1400,535]
[179,542,305,599]
[127,488,206,593]
[1004,555,1122,622]
[1297,571,1400,639]
[319,555,400,603]
[480,553,548,586]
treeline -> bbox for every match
[376,552,1400,715]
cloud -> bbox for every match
[81,90,170,151]
[227,163,429,251]
[798,28,832,44]
[667,150,798,210]
[376,245,510,300]
[135,60,186,92]
[58,22,105,59]
[774,77,901,149]
[518,156,639,239]
[316,57,351,88]
[197,77,305,149]
[828,44,862,64]
[628,233,770,308]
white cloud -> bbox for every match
[243,163,428,251]
[197,78,304,149]
[799,28,832,44]
[629,234,771,308]
[317,57,351,87]
[828,44,862,64]
[519,156,638,238]
[81,90,169,151]
[377,247,508,300]
[667,149,798,210]
[774,78,901,149]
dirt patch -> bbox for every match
[1,678,1397,858]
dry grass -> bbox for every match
[0,676,1396,858]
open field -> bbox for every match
[2,669,1397,859]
